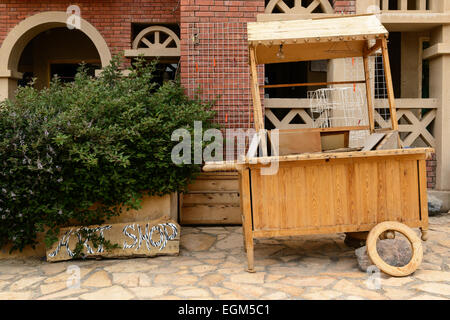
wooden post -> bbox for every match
[381,37,399,130]
[249,46,268,156]
[240,168,255,272]
[249,47,264,132]
[363,43,375,133]
[418,159,429,240]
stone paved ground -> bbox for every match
[0,214,449,300]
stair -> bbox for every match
[180,172,241,225]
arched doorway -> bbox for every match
[0,11,111,100]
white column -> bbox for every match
[429,25,450,190]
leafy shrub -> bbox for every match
[0,56,216,252]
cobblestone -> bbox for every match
[0,214,449,300]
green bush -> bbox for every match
[0,56,216,252]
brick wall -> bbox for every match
[0,0,181,57]
[427,153,437,189]
[333,0,356,13]
[179,0,265,133]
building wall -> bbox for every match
[179,0,265,135]
[0,0,438,188]
[0,0,181,58]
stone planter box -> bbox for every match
[0,193,178,259]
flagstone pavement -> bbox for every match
[0,214,449,300]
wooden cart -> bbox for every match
[204,15,433,274]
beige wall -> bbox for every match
[429,24,450,190]
[401,32,429,98]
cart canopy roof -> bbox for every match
[247,15,388,64]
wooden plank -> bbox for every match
[381,37,399,130]
[247,15,388,44]
[376,131,399,150]
[363,51,375,133]
[376,160,388,223]
[319,164,334,226]
[385,159,402,222]
[269,130,322,155]
[252,220,426,238]
[194,172,239,179]
[362,133,386,151]
[254,40,368,64]
[278,168,288,230]
[332,164,347,225]
[321,131,349,151]
[186,179,238,192]
[249,47,264,131]
[240,168,255,271]
[47,219,180,262]
[182,192,239,205]
[203,147,433,172]
[399,160,420,223]
[260,80,365,89]
[180,205,241,225]
[306,165,320,228]
[250,169,263,230]
[293,166,308,229]
[418,159,429,227]
[364,39,383,56]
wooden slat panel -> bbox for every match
[360,161,378,224]
[332,164,347,226]
[279,168,289,229]
[418,160,429,226]
[268,169,282,230]
[385,159,402,222]
[399,160,420,222]
[249,157,425,232]
[187,179,238,192]
[306,165,321,228]
[376,160,388,222]
[250,170,263,230]
[181,205,241,225]
[319,165,334,226]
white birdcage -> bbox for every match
[308,86,369,147]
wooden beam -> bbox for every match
[240,169,255,272]
[363,46,375,133]
[381,38,399,130]
[364,39,382,56]
[249,47,264,132]
[204,148,434,170]
[260,80,366,89]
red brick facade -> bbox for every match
[333,0,356,13]
[0,0,180,57]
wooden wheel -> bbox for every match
[367,221,423,277]
[265,0,334,14]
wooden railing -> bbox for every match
[265,98,439,147]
